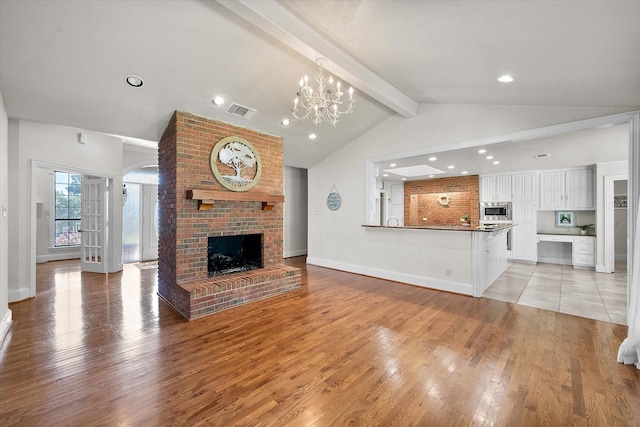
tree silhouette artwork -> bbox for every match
[218,141,257,187]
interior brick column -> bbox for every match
[157,111,300,320]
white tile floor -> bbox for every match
[483,261,627,324]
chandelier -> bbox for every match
[291,58,355,126]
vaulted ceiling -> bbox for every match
[1,1,639,168]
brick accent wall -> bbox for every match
[404,176,480,227]
[158,111,300,320]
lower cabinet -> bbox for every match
[572,236,595,267]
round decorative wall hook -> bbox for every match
[437,194,451,206]
[327,184,341,211]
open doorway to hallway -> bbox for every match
[122,166,158,263]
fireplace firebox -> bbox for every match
[207,234,263,277]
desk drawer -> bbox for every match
[538,235,573,242]
[573,243,594,255]
[574,236,595,244]
[573,254,595,266]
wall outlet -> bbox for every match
[311,209,318,215]
[445,268,452,276]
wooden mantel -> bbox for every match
[186,189,285,211]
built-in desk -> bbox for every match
[537,234,596,268]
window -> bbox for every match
[54,171,82,247]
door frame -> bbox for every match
[29,160,117,297]
[141,184,159,261]
[603,173,628,274]
[122,161,159,263]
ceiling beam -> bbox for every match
[216,0,418,118]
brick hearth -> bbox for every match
[157,111,301,320]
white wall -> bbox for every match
[123,145,158,172]
[8,120,125,302]
[284,166,308,258]
[0,91,12,345]
[537,210,596,235]
[308,103,633,291]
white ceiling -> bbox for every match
[1,0,639,169]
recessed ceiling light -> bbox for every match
[125,75,144,87]
[428,156,437,161]
[382,173,389,177]
[478,149,486,154]
[461,171,469,174]
[498,75,514,83]
[308,133,317,140]
[212,96,225,106]
[447,165,455,169]
[493,161,500,165]
[281,118,290,126]
[389,163,397,167]
[486,155,494,160]
[401,177,407,181]
[428,174,434,178]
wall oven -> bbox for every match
[480,202,512,223]
[480,202,513,252]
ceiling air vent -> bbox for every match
[225,102,257,119]
[534,153,551,159]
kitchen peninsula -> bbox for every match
[363,223,514,297]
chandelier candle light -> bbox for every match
[291,58,355,126]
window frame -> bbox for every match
[51,171,82,248]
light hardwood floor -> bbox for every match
[1,258,638,426]
[483,261,628,325]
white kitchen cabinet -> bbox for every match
[472,229,508,296]
[538,167,594,210]
[565,169,594,209]
[572,236,595,268]
[511,172,536,201]
[480,174,512,202]
[511,201,537,262]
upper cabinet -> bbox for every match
[480,174,512,202]
[539,167,594,210]
[511,172,536,202]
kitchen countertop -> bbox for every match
[362,224,516,232]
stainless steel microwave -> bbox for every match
[480,202,512,222]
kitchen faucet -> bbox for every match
[386,216,399,227]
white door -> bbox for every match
[141,184,158,261]
[80,178,107,273]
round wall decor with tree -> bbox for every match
[210,136,262,192]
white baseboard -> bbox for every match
[0,308,12,348]
[284,249,307,258]
[615,254,628,261]
[36,252,81,263]
[306,257,473,296]
[9,286,32,303]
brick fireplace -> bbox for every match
[157,111,301,320]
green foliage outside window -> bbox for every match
[54,172,82,246]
